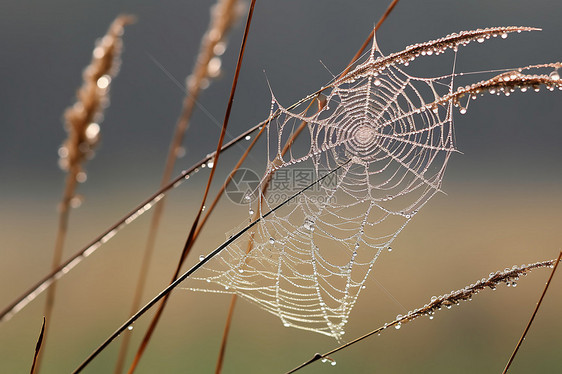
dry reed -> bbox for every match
[286,256,561,373]
[125,2,256,371]
[38,15,134,373]
[29,317,45,374]
[114,1,242,372]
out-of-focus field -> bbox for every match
[1,181,560,373]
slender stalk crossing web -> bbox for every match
[187,26,552,339]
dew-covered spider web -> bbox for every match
[187,27,536,339]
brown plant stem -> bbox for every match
[37,15,133,373]
[501,250,562,374]
[340,0,401,77]
[113,1,241,372]
[215,293,238,374]
[29,317,46,374]
[285,258,560,374]
[126,1,257,372]
[37,171,77,372]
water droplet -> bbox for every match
[249,209,254,215]
[459,108,467,115]
[374,79,381,86]
[431,296,437,302]
[429,315,434,320]
[127,325,133,331]
[85,122,100,140]
[93,46,105,59]
[70,196,83,209]
[549,71,560,81]
[269,237,275,244]
[206,161,214,168]
[96,75,111,89]
[303,217,315,231]
[175,146,186,158]
[501,33,508,39]
[321,358,328,363]
[331,361,337,366]
[76,172,87,183]
[395,323,401,329]
[199,255,205,261]
[387,247,392,252]
[245,135,251,141]
[477,37,485,43]
[207,56,222,78]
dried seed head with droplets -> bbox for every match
[58,15,135,180]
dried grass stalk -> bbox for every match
[125,1,253,372]
[59,15,135,176]
[287,258,560,373]
[114,1,243,373]
[338,26,539,85]
[433,63,562,113]
[38,14,134,373]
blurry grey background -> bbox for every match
[0,1,561,373]
[1,0,561,193]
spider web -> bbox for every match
[187,27,532,339]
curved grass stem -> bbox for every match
[125,1,257,372]
[285,257,560,374]
[113,1,242,372]
[502,250,562,373]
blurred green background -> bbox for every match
[1,0,561,373]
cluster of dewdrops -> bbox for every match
[58,19,128,208]
[340,27,534,85]
[185,0,240,93]
[420,66,562,117]
[375,262,552,332]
